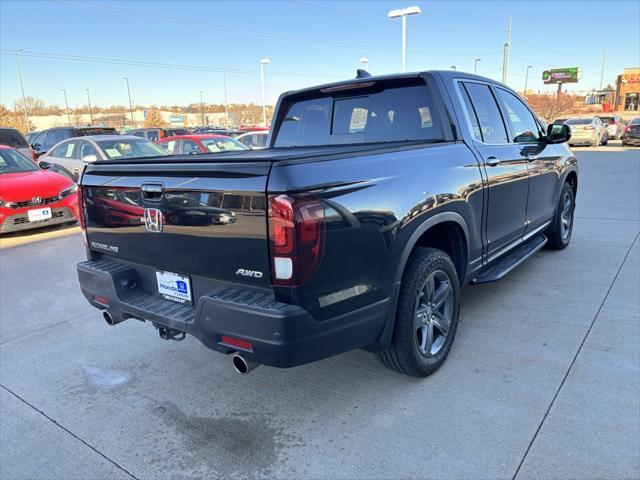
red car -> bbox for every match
[0,145,79,234]
[157,134,249,155]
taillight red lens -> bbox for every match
[268,194,325,286]
[78,186,89,248]
[31,149,36,161]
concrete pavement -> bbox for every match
[0,149,638,479]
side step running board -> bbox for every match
[472,234,547,284]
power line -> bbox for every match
[0,49,348,79]
[49,0,496,57]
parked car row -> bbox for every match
[550,115,633,146]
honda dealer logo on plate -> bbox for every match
[143,208,163,232]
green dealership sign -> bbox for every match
[542,67,580,84]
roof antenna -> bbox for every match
[356,69,371,79]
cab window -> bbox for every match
[462,82,509,144]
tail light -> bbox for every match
[78,186,89,247]
[625,126,631,132]
[268,194,325,286]
[31,148,36,161]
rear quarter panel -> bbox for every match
[268,142,484,322]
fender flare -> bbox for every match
[393,211,471,284]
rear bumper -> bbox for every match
[77,259,393,368]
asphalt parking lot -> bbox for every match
[1,145,638,480]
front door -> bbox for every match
[493,87,562,234]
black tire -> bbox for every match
[602,134,608,146]
[545,182,575,250]
[377,248,460,377]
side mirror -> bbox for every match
[39,161,50,170]
[547,124,571,144]
[82,154,98,163]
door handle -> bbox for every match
[486,156,500,167]
[526,153,538,161]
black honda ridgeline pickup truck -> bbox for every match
[77,71,577,377]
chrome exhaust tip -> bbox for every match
[103,311,115,325]
[231,353,260,374]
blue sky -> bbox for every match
[1,0,639,109]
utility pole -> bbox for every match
[474,58,481,75]
[524,65,533,94]
[62,89,71,126]
[501,15,512,84]
[199,90,205,126]
[599,47,607,90]
[86,89,93,124]
[15,50,31,132]
[260,58,271,127]
[223,67,230,129]
[123,77,134,126]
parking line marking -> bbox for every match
[511,231,639,479]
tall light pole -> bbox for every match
[86,89,93,124]
[474,58,481,75]
[360,57,369,71]
[387,6,422,73]
[15,49,30,132]
[451,65,457,71]
[61,89,71,126]
[223,67,230,128]
[260,58,271,127]
[501,15,512,84]
[123,77,134,126]
[200,90,205,126]
[524,65,533,94]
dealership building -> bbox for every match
[614,68,640,112]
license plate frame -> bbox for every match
[155,270,193,305]
[27,207,52,222]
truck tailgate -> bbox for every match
[81,162,272,288]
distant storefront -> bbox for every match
[614,68,640,112]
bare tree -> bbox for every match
[524,93,579,122]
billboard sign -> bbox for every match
[542,67,579,84]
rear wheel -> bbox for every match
[377,248,460,377]
[545,182,575,250]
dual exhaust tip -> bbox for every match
[103,311,260,375]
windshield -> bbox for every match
[200,138,249,152]
[97,139,169,160]
[597,117,614,124]
[565,118,593,125]
[274,83,444,147]
[630,118,640,125]
[0,149,38,174]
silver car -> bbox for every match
[39,135,169,182]
[565,117,608,147]
[596,114,626,140]
[236,131,269,149]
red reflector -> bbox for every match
[94,295,109,306]
[221,335,253,351]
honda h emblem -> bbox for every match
[143,208,163,233]
[31,196,42,204]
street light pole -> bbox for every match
[62,89,71,126]
[260,58,271,127]
[360,57,369,71]
[15,49,31,132]
[200,90,205,126]
[223,67,230,129]
[123,77,134,126]
[388,6,421,73]
[86,89,93,124]
[474,58,481,75]
[524,65,533,94]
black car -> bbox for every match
[76,70,577,377]
[30,126,118,158]
[128,128,188,143]
[193,127,243,138]
[622,117,640,146]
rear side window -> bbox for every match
[274,83,444,147]
[462,83,508,144]
[46,129,71,147]
[146,130,159,142]
[0,129,28,148]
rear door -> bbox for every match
[458,81,529,260]
[82,161,272,288]
[45,140,78,180]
